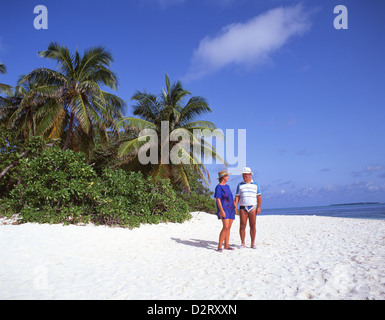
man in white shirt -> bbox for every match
[234,167,261,249]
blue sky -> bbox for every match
[1,0,384,208]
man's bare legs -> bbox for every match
[248,210,257,247]
[239,209,257,247]
[239,209,247,246]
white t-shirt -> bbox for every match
[236,180,261,206]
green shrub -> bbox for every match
[0,144,191,228]
[7,146,99,224]
[179,192,216,214]
[0,130,47,198]
[96,168,191,227]
[175,169,216,214]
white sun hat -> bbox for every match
[241,167,253,175]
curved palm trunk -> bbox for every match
[63,112,74,151]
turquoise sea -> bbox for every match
[262,203,385,221]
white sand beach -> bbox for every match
[0,212,384,300]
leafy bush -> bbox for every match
[0,145,191,228]
[176,169,216,214]
[179,192,216,214]
[95,168,191,228]
[5,146,99,224]
[0,128,47,198]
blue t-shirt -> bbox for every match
[214,184,235,219]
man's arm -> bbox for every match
[256,194,261,214]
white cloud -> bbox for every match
[365,165,384,173]
[264,179,385,207]
[186,4,312,79]
[351,164,385,178]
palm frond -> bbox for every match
[116,117,157,131]
[37,104,66,138]
[180,120,217,130]
[0,83,12,96]
[179,96,212,124]
[21,68,69,87]
[131,91,160,122]
[118,134,155,157]
[0,63,6,74]
[38,42,74,76]
[73,93,91,134]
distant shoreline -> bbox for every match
[330,202,380,207]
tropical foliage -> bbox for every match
[0,63,12,96]
[6,42,126,156]
[1,75,61,142]
[0,44,217,227]
[117,74,223,192]
[0,140,191,228]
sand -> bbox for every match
[0,212,384,300]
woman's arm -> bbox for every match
[216,198,226,218]
[234,195,240,215]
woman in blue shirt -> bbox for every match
[214,170,236,252]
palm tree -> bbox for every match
[1,75,62,141]
[117,74,224,192]
[0,63,12,96]
[20,42,126,155]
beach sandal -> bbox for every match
[225,247,235,250]
[251,244,257,249]
[216,248,223,252]
[239,244,246,249]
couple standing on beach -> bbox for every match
[214,167,261,252]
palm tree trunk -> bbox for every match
[63,112,74,151]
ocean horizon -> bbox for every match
[261,202,385,221]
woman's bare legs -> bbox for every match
[218,218,234,250]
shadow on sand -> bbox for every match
[171,238,217,250]
[171,238,238,250]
